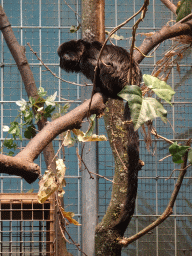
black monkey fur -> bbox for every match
[57,39,142,98]
[57,40,142,232]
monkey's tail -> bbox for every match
[124,102,140,171]
[113,102,140,235]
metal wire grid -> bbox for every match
[103,0,192,255]
[0,194,55,255]
[0,0,191,255]
[0,0,81,255]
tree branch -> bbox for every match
[134,21,192,63]
[0,5,105,184]
[160,0,177,14]
[0,154,40,184]
[119,140,191,246]
[16,92,105,161]
[0,93,105,183]
[0,5,38,98]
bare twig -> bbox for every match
[77,147,115,182]
[76,147,94,179]
[27,43,89,87]
[56,197,88,256]
[129,0,149,84]
[178,13,192,23]
[64,226,88,256]
[151,128,173,144]
[58,218,72,244]
[63,0,81,23]
[159,154,171,162]
[165,164,192,180]
[134,18,192,63]
[152,42,191,80]
[134,45,153,58]
[48,139,65,171]
[89,170,115,183]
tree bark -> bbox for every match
[134,21,192,64]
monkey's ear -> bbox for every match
[58,40,87,73]
[57,40,86,58]
[57,40,77,57]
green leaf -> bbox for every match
[3,139,17,150]
[38,86,47,97]
[70,24,81,33]
[6,122,22,141]
[29,96,36,105]
[135,98,167,130]
[8,151,14,156]
[118,84,142,101]
[9,122,19,135]
[176,0,192,22]
[169,142,190,164]
[16,99,27,111]
[23,111,33,123]
[143,74,175,105]
[118,85,167,130]
[24,125,36,139]
[60,103,70,114]
[3,125,9,132]
[44,105,55,118]
[188,148,192,163]
[16,126,21,137]
[18,134,23,141]
[45,92,57,106]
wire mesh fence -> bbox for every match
[0,194,55,255]
[0,0,191,255]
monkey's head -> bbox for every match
[57,40,87,73]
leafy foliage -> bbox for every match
[188,148,192,163]
[2,87,59,155]
[143,75,175,105]
[176,0,192,22]
[118,75,175,130]
[24,125,36,139]
[3,139,17,156]
[169,142,190,163]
